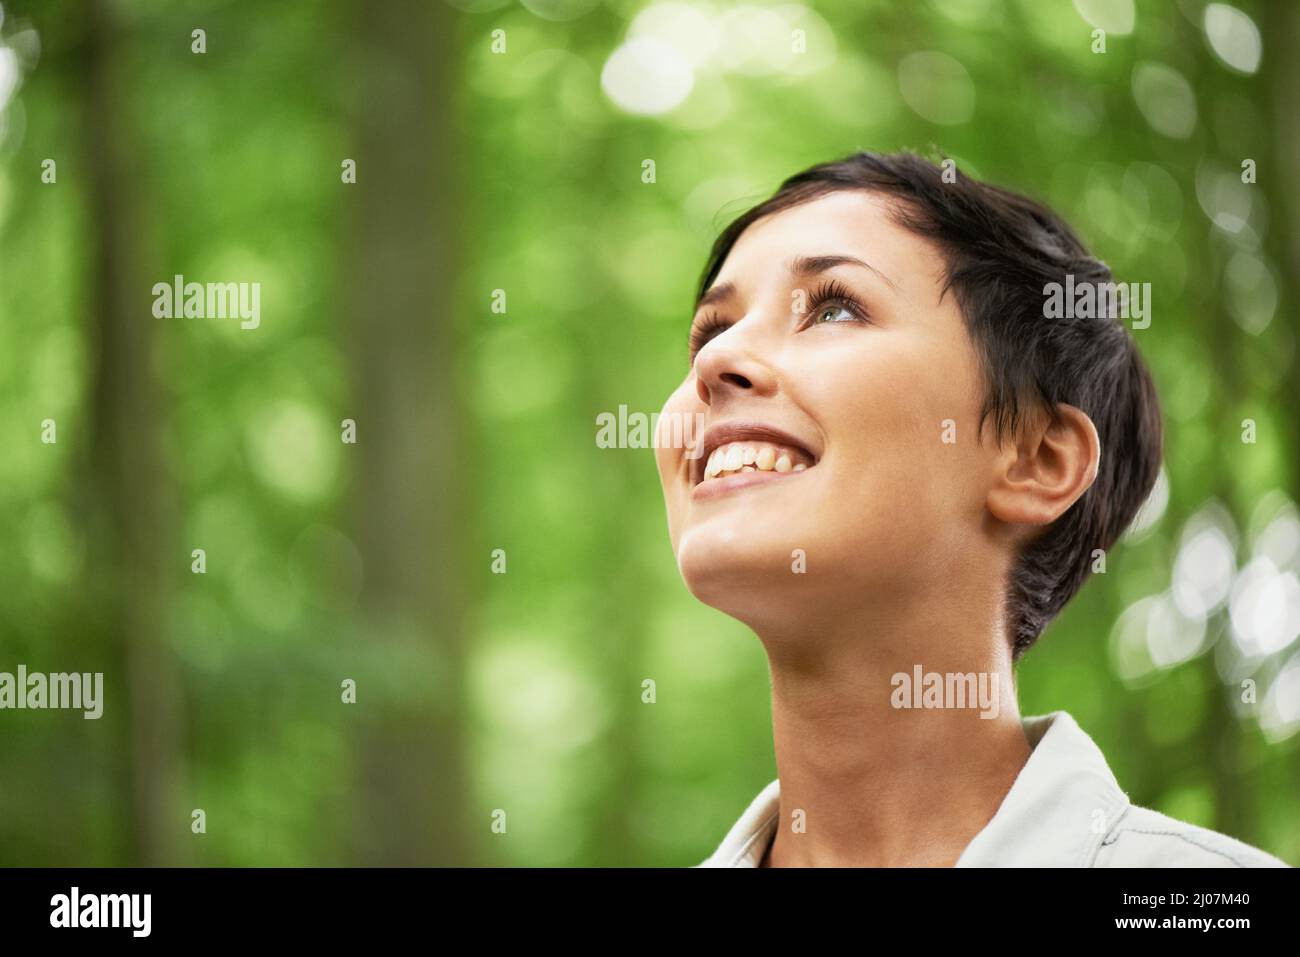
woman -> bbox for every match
[653,151,1288,868]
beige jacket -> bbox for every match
[696,710,1290,867]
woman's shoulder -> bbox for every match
[1096,804,1290,868]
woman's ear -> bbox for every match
[986,403,1100,527]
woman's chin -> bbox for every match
[677,537,798,618]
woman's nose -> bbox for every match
[693,320,779,406]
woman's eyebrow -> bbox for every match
[692,253,899,316]
[789,253,898,290]
[693,281,736,314]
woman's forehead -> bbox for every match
[716,190,945,299]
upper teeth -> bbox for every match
[703,441,810,480]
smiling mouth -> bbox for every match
[701,440,813,482]
[691,426,819,498]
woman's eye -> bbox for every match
[812,303,857,324]
[801,279,868,328]
[688,314,729,363]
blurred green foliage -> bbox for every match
[0,0,1296,866]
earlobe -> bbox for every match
[986,403,1100,528]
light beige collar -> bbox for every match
[695,711,1131,867]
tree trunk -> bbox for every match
[78,0,182,866]
[346,0,471,865]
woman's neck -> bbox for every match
[755,595,1030,867]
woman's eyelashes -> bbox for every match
[687,278,871,364]
[688,310,729,363]
[798,278,870,330]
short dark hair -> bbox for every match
[695,150,1164,662]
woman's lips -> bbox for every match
[691,421,820,486]
[691,464,812,502]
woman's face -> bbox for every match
[654,189,997,629]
